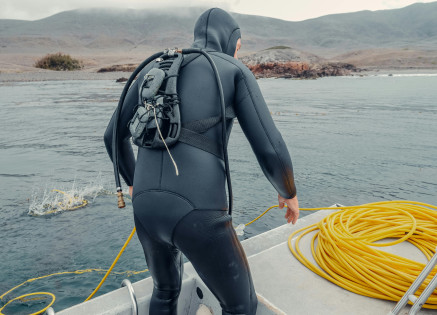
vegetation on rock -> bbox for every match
[244,61,359,79]
[35,53,82,71]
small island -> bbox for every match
[240,46,360,79]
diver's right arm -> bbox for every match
[234,65,299,223]
[103,79,139,187]
[234,65,297,200]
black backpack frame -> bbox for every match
[112,48,234,215]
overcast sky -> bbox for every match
[1,0,435,21]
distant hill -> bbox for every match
[240,46,324,65]
[1,2,437,56]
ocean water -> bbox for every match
[0,75,436,313]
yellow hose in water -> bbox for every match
[0,228,146,315]
[84,227,138,301]
[1,200,437,314]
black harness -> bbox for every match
[112,48,235,214]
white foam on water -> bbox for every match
[28,175,108,216]
[235,223,246,236]
[381,73,437,77]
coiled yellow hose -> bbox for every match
[289,200,437,309]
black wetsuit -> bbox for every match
[104,8,296,315]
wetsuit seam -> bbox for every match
[211,53,251,101]
[205,9,215,49]
[209,52,250,106]
[235,75,250,103]
[171,209,195,245]
[134,212,166,247]
[211,51,243,67]
[133,189,196,208]
[224,27,240,54]
[212,53,293,194]
[171,208,226,245]
[181,54,202,68]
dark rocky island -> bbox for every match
[240,46,360,79]
[97,64,137,73]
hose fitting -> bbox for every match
[117,188,125,209]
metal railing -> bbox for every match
[388,247,437,315]
[121,279,138,315]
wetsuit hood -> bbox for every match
[192,8,241,57]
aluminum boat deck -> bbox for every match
[56,209,434,315]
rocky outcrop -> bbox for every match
[241,47,360,79]
[245,61,310,79]
[97,64,137,73]
[245,61,358,79]
[116,77,128,82]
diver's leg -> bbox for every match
[173,210,258,315]
[134,214,183,315]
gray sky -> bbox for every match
[1,0,435,21]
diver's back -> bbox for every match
[133,52,240,211]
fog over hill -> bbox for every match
[2,3,437,53]
[1,2,437,72]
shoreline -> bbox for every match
[1,68,437,83]
[0,70,131,82]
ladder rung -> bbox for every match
[408,295,418,303]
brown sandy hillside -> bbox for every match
[1,3,437,72]
[334,49,437,69]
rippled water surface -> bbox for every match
[1,76,436,313]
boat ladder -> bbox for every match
[388,247,437,315]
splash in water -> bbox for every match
[234,224,246,236]
[28,177,107,216]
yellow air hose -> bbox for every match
[84,227,138,301]
[1,200,437,314]
[51,189,88,212]
[289,200,437,309]
[0,228,146,315]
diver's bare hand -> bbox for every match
[278,194,299,224]
[129,186,133,197]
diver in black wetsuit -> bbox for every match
[104,8,299,315]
